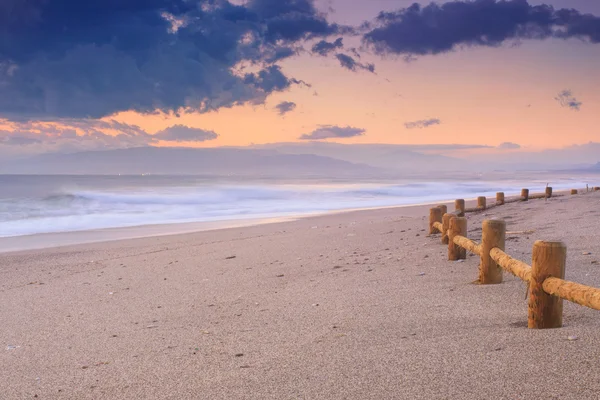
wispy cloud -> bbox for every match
[275,101,297,116]
[555,90,582,111]
[0,119,219,157]
[497,142,521,150]
[336,54,376,73]
[404,118,441,129]
[299,125,366,140]
[153,125,218,142]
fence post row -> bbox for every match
[424,186,600,329]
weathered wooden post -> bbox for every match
[441,213,452,244]
[477,196,486,209]
[479,219,506,284]
[438,205,448,215]
[429,207,443,235]
[521,188,529,201]
[448,217,467,261]
[545,187,553,198]
[528,241,567,329]
[595,187,600,192]
[496,192,505,205]
[571,189,578,195]
[455,199,465,217]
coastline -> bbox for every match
[2,191,600,399]
[0,198,463,254]
[0,187,581,254]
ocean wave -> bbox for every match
[0,180,589,238]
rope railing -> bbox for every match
[453,235,481,256]
[543,278,600,311]
[489,248,531,282]
[426,186,600,329]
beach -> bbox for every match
[2,192,600,399]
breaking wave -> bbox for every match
[0,180,588,237]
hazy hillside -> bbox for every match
[0,147,387,177]
[251,142,469,172]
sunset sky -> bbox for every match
[1,0,599,159]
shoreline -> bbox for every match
[0,186,589,254]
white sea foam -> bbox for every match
[0,179,590,238]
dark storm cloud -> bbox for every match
[555,90,582,110]
[275,101,297,115]
[363,0,600,56]
[335,54,376,73]
[0,0,344,120]
[312,37,344,55]
[404,118,441,129]
[299,125,366,140]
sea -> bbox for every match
[0,174,595,241]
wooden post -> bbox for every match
[521,188,529,201]
[441,213,452,244]
[496,192,505,205]
[479,219,505,284]
[448,217,467,261]
[477,196,486,209]
[595,187,600,192]
[438,205,448,215]
[455,199,465,217]
[571,189,578,195]
[545,187,552,198]
[429,207,443,235]
[528,241,567,329]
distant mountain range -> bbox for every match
[0,147,387,177]
[1,143,599,177]
[248,142,469,172]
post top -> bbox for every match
[483,219,506,227]
[533,240,566,248]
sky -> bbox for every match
[0,0,599,160]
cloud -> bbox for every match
[275,101,297,115]
[0,0,344,120]
[0,119,219,157]
[363,1,600,57]
[497,142,521,149]
[153,125,218,142]
[404,118,441,129]
[312,38,344,55]
[555,90,582,111]
[335,54,376,73]
[299,125,366,140]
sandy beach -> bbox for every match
[2,191,600,399]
